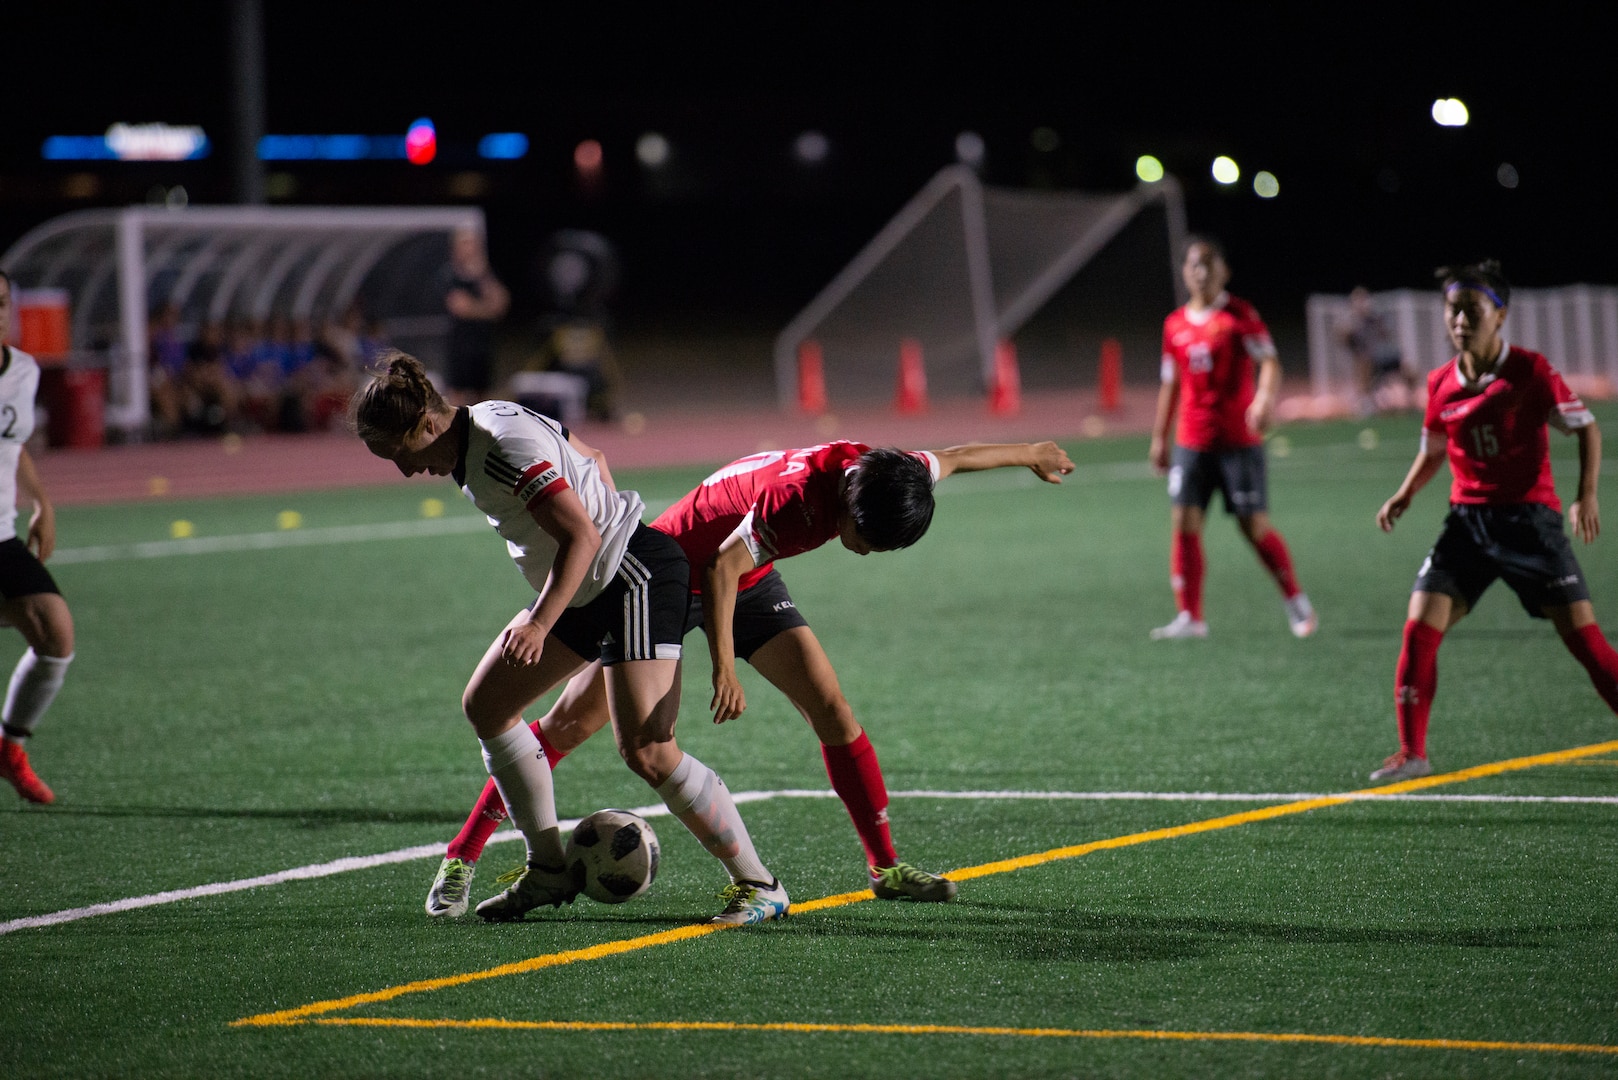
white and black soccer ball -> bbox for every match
[565,809,660,904]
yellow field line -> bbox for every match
[232,738,1618,1030]
[302,1016,1618,1057]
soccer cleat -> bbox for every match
[425,856,477,918]
[870,862,958,902]
[0,741,54,804]
[1369,750,1433,782]
[709,878,790,926]
[1149,612,1209,640]
[1285,594,1318,638]
[474,860,578,921]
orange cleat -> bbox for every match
[0,740,55,804]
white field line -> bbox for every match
[5,786,1616,937]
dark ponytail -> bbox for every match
[349,349,448,444]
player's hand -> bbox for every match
[1377,493,1410,533]
[26,506,56,562]
[1571,497,1600,544]
[501,621,547,667]
[1148,435,1170,474]
[1245,395,1276,436]
[710,666,747,724]
[1028,441,1075,483]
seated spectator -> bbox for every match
[148,302,188,438]
[177,321,240,436]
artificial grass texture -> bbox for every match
[3,414,1616,1078]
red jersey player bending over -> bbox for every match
[1148,236,1315,640]
[1372,260,1616,781]
[424,439,1075,917]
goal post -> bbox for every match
[774,165,1186,409]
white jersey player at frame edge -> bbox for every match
[0,268,78,806]
[354,351,789,926]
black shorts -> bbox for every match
[1413,503,1590,619]
[546,524,691,665]
[685,568,811,662]
[0,538,61,601]
[1168,444,1268,516]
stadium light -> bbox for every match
[1497,162,1520,189]
[405,118,436,165]
[1431,98,1469,126]
[636,132,670,168]
[1253,170,1280,198]
[793,130,830,165]
[955,131,985,169]
[478,133,529,160]
[1211,156,1240,184]
[1135,155,1165,183]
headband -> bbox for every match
[1445,281,1505,309]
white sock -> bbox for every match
[480,723,564,867]
[655,752,772,884]
[3,650,73,740]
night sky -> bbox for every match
[5,1,1614,329]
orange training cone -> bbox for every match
[990,340,1022,415]
[1099,337,1122,413]
[895,338,929,414]
[797,339,827,414]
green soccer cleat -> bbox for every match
[474,860,578,922]
[870,862,959,902]
[709,878,790,925]
[425,857,477,918]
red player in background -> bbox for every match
[1148,236,1316,640]
[1373,260,1618,780]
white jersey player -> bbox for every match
[0,269,77,805]
[354,351,788,925]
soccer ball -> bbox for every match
[565,809,660,904]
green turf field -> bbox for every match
[4,414,1617,1078]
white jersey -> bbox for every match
[456,401,644,604]
[0,347,41,543]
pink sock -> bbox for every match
[1254,530,1301,599]
[446,720,567,864]
[1395,620,1442,758]
[822,731,899,869]
[1171,532,1205,620]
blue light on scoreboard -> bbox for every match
[478,133,529,160]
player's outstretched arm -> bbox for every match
[17,448,57,562]
[703,537,756,723]
[1570,421,1602,544]
[1378,439,1447,533]
[933,442,1074,483]
[1245,354,1282,435]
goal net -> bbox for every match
[774,165,1185,407]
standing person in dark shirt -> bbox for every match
[444,227,510,405]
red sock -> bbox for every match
[445,720,567,864]
[1254,530,1301,599]
[1561,623,1618,715]
[822,731,898,870]
[1171,532,1205,620]
[1395,620,1443,758]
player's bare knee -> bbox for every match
[617,736,677,785]
[806,695,860,744]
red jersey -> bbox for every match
[1161,292,1276,451]
[651,441,940,592]
[1422,345,1592,510]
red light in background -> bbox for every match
[406,118,436,165]
[574,139,603,174]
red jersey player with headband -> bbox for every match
[424,438,1074,917]
[1148,235,1316,640]
[1372,259,1616,781]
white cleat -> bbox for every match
[1150,612,1209,640]
[1285,594,1318,638]
[710,878,790,925]
[425,856,476,918]
[1369,750,1433,782]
